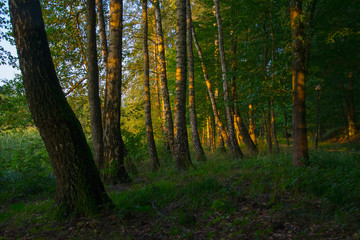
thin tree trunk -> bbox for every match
[154,0,175,155]
[187,0,207,162]
[230,35,258,155]
[87,0,104,169]
[269,8,280,154]
[174,0,192,170]
[249,104,256,144]
[96,0,108,72]
[263,22,272,154]
[192,25,237,157]
[213,0,243,159]
[103,0,131,182]
[143,0,160,170]
[291,0,309,166]
[10,0,113,217]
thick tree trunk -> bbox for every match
[186,0,207,162]
[87,0,104,169]
[154,0,175,155]
[174,0,192,170]
[192,25,237,157]
[9,0,112,217]
[96,0,108,72]
[290,0,309,166]
[213,0,243,159]
[103,0,131,182]
[143,0,160,170]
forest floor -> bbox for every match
[1,137,360,239]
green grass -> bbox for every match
[1,131,360,238]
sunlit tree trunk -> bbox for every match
[154,0,175,155]
[249,104,256,144]
[230,35,258,155]
[87,0,104,169]
[96,0,108,72]
[174,0,192,170]
[291,0,309,166]
[10,0,113,217]
[143,0,160,170]
[103,0,131,182]
[214,0,243,159]
[192,25,237,158]
[187,0,207,162]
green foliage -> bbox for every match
[0,128,55,205]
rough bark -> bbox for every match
[213,0,243,159]
[143,0,160,170]
[96,0,108,72]
[9,0,112,217]
[87,0,104,169]
[154,0,175,155]
[174,0,192,170]
[290,0,309,166]
[103,0,131,182]
[192,25,236,157]
[186,0,207,162]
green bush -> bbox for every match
[0,129,55,204]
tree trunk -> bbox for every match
[192,25,237,158]
[186,0,207,162]
[174,0,192,170]
[341,75,357,138]
[154,0,175,155]
[87,0,104,169]
[213,0,243,159]
[143,0,160,170]
[103,0,131,183]
[249,104,256,144]
[230,35,258,155]
[10,0,113,217]
[271,104,280,153]
[96,0,108,72]
[290,0,309,166]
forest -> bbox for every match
[0,0,360,238]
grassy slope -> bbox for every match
[1,133,360,239]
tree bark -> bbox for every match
[143,0,160,170]
[290,0,309,166]
[96,0,108,72]
[154,0,175,155]
[192,25,236,157]
[9,0,112,217]
[186,0,207,162]
[213,0,243,159]
[103,0,131,182]
[248,104,256,144]
[230,35,258,155]
[87,0,104,169]
[174,0,192,170]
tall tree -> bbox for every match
[174,0,192,170]
[87,0,104,168]
[192,25,236,157]
[103,0,131,182]
[290,0,309,166]
[143,0,160,170]
[154,0,175,155]
[213,0,243,159]
[230,35,258,155]
[186,0,207,162]
[9,0,112,217]
[96,0,108,72]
